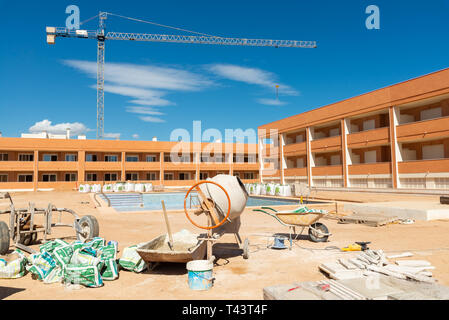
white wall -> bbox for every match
[421,107,442,121]
[364,150,377,163]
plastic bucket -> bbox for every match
[186,260,214,290]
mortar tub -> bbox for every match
[136,235,207,263]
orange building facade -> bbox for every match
[258,67,449,191]
[0,138,259,191]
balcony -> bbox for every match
[125,162,161,171]
[312,165,343,176]
[262,169,280,177]
[38,161,78,171]
[398,158,449,174]
[232,163,258,171]
[311,136,341,153]
[397,116,449,142]
[84,161,121,171]
[199,162,230,171]
[348,162,391,175]
[283,141,307,156]
[347,127,390,148]
[163,179,196,187]
[0,161,34,171]
[284,167,307,177]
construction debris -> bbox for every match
[387,252,413,259]
[338,213,398,227]
[319,250,437,284]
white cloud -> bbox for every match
[139,116,165,123]
[103,132,121,139]
[257,98,287,106]
[132,134,139,139]
[126,106,164,116]
[208,64,299,96]
[29,119,91,135]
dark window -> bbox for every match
[146,173,157,180]
[43,154,58,161]
[0,154,8,161]
[65,173,77,181]
[18,175,33,182]
[19,154,33,161]
[42,174,57,182]
[104,173,118,181]
[126,173,138,181]
[86,154,97,162]
[0,174,7,182]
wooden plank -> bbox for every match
[195,186,220,225]
[338,214,398,227]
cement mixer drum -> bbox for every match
[199,174,249,221]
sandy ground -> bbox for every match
[1,190,449,300]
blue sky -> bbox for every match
[1,0,449,142]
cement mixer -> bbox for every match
[184,174,250,261]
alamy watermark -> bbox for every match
[365,5,380,30]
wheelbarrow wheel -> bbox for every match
[76,215,99,242]
[0,221,10,255]
[308,222,329,243]
[242,238,250,259]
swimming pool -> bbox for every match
[105,192,324,212]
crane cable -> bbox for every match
[80,14,100,26]
[105,12,223,38]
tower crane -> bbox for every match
[46,11,316,139]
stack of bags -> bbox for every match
[0,237,149,288]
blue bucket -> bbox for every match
[186,260,214,290]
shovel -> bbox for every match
[161,200,174,251]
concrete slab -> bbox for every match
[337,277,404,300]
[343,201,449,221]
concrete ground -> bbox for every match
[1,190,449,300]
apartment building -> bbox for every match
[258,67,449,191]
[0,137,258,191]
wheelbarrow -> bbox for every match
[0,192,99,255]
[252,206,331,249]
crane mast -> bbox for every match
[46,11,316,139]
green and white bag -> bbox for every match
[118,245,147,273]
[43,266,63,284]
[63,263,104,288]
[53,245,74,268]
[26,251,56,280]
[0,249,28,279]
[99,244,117,261]
[101,259,119,281]
[39,239,68,254]
[70,248,101,266]
[84,237,105,249]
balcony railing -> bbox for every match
[347,127,390,148]
[312,165,343,176]
[397,116,449,142]
[0,161,34,171]
[283,141,307,156]
[348,162,391,175]
[311,136,341,153]
[284,167,307,177]
[398,158,449,174]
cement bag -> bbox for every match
[200,174,249,221]
[134,183,144,192]
[26,251,56,280]
[102,184,113,193]
[43,266,63,284]
[274,184,282,196]
[260,184,266,195]
[84,237,105,249]
[39,239,69,254]
[79,184,90,193]
[144,183,153,192]
[91,184,101,193]
[118,244,147,273]
[114,183,125,192]
[101,259,119,281]
[125,183,135,192]
[266,184,275,196]
[284,185,292,197]
[0,249,28,279]
[53,245,74,268]
[99,243,117,261]
[63,263,104,288]
[70,248,102,266]
[254,184,261,195]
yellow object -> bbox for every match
[341,243,362,252]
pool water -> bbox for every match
[111,192,323,211]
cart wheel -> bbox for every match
[76,215,100,242]
[308,223,329,243]
[242,238,250,259]
[0,221,10,255]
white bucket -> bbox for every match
[102,184,113,193]
[186,260,214,290]
[79,184,90,193]
[114,183,125,192]
[260,184,266,195]
[144,183,153,192]
[125,183,135,192]
[134,183,144,192]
